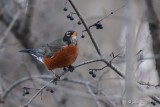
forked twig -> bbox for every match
[20,79,53,107]
[20,69,69,107]
[67,0,160,104]
[68,0,102,56]
[68,0,125,79]
[85,83,101,107]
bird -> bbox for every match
[20,30,78,73]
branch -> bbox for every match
[138,81,160,88]
[67,1,160,104]
[1,75,52,101]
[68,0,102,56]
[1,68,69,102]
[145,0,160,83]
[0,0,45,73]
[74,59,102,68]
[0,74,116,107]
[63,78,116,107]
[102,59,125,78]
[68,0,125,79]
[20,79,53,107]
[0,0,35,48]
[86,4,126,30]
[20,70,69,107]
[85,83,102,107]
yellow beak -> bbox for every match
[72,32,77,37]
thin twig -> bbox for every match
[0,0,45,73]
[67,1,160,104]
[68,0,102,56]
[138,81,160,88]
[64,78,116,107]
[86,4,126,30]
[1,58,103,102]
[20,79,53,107]
[74,59,102,68]
[20,69,69,107]
[89,65,108,71]
[102,59,125,78]
[28,78,118,101]
[0,74,116,106]
[85,83,102,107]
[0,10,21,45]
[68,0,125,78]
[1,75,53,101]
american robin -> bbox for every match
[20,30,78,72]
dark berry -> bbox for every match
[151,101,156,106]
[25,91,29,95]
[63,7,67,11]
[50,90,54,93]
[95,23,103,29]
[96,26,100,29]
[67,14,71,19]
[70,17,74,21]
[81,35,85,38]
[99,25,103,29]
[89,71,93,74]
[92,74,96,78]
[77,21,81,25]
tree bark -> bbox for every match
[145,0,160,83]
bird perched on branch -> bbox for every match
[20,30,78,72]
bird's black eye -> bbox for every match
[66,30,74,36]
[66,31,71,35]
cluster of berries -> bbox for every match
[64,7,82,25]
[89,70,96,78]
[95,23,103,29]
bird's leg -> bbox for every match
[63,67,67,71]
[68,65,74,72]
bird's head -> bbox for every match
[63,30,78,46]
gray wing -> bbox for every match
[42,38,67,57]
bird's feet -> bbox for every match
[68,65,74,72]
[63,65,74,72]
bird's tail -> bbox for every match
[19,49,39,57]
[20,49,43,63]
[19,49,35,53]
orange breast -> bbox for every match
[43,45,78,70]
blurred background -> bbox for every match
[0,0,160,107]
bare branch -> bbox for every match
[138,81,160,88]
[20,79,53,107]
[1,75,52,101]
[85,84,102,107]
[68,0,102,56]
[145,0,160,83]
[85,4,126,31]
[74,59,102,68]
[68,0,125,79]
[20,69,69,107]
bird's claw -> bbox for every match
[68,65,74,72]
